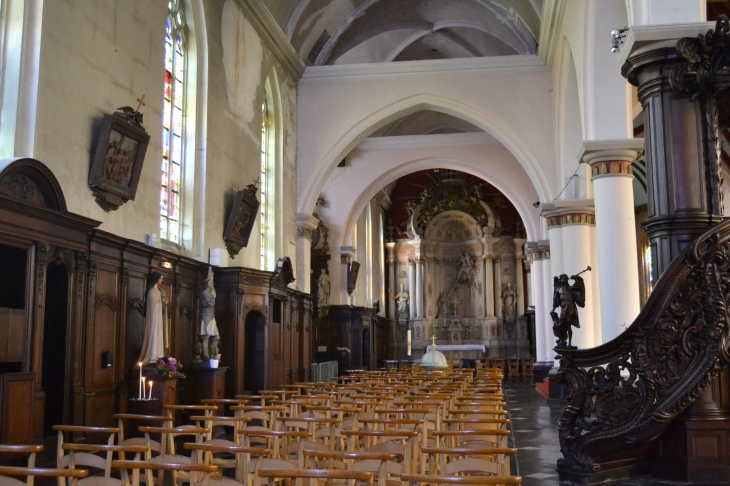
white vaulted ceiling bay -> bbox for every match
[262,0,542,65]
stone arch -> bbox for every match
[297,93,552,217]
[338,155,541,247]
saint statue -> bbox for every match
[138,272,166,365]
[199,267,220,360]
[551,272,587,348]
[317,268,330,305]
[394,284,410,319]
[502,282,517,321]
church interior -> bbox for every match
[5,0,730,485]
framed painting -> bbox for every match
[223,184,260,258]
[88,110,150,211]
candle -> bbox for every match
[138,362,143,399]
[407,330,412,356]
[141,377,145,400]
[148,381,153,400]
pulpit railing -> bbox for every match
[556,218,730,475]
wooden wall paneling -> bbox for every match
[240,270,270,392]
[0,372,34,444]
[214,268,243,397]
[171,261,203,372]
[302,299,312,382]
[71,252,88,427]
[31,243,47,440]
[284,298,293,385]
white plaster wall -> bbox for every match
[31,0,298,273]
[296,57,556,218]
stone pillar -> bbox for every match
[407,259,416,319]
[476,248,486,318]
[295,214,319,294]
[580,141,643,343]
[484,254,494,317]
[542,207,599,350]
[340,247,355,306]
[621,26,723,278]
[493,257,503,318]
[514,239,526,317]
[415,258,423,318]
[540,247,555,365]
[530,248,552,366]
[385,242,396,320]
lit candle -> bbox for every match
[148,381,153,400]
[138,362,143,399]
[407,330,412,357]
[141,377,145,400]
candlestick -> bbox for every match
[148,381,153,400]
[141,377,145,400]
[138,362,143,399]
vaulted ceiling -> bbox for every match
[263,0,542,65]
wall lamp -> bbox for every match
[611,27,628,53]
[533,201,540,208]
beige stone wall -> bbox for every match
[32,0,298,272]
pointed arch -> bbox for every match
[297,93,552,217]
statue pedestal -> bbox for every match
[185,367,227,413]
[128,373,179,417]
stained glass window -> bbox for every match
[260,99,268,270]
[160,0,186,244]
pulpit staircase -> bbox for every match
[556,219,730,482]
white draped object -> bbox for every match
[139,285,164,364]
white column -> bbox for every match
[514,239,526,317]
[580,142,642,343]
[530,251,548,363]
[540,250,555,363]
[493,257,503,318]
[295,214,319,294]
[386,243,396,320]
[14,0,44,157]
[192,0,209,260]
[554,212,599,350]
[407,259,416,319]
[415,258,423,318]
[484,255,494,317]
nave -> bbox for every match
[1,366,529,486]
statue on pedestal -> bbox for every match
[551,267,590,348]
[198,267,220,361]
[395,284,410,319]
[317,268,330,305]
[139,272,166,365]
[502,282,517,321]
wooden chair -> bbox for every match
[520,358,535,385]
[399,473,522,485]
[301,449,397,486]
[138,426,209,486]
[0,466,88,486]
[184,440,270,483]
[54,425,120,486]
[111,461,217,486]
[421,447,518,476]
[431,429,511,450]
[506,359,519,382]
[163,406,218,428]
[255,466,373,486]
[62,444,148,486]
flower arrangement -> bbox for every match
[157,357,182,377]
[210,342,221,360]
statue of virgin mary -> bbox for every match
[138,272,165,364]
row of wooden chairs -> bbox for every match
[478,358,534,383]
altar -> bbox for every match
[425,344,486,363]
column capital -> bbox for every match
[295,213,320,240]
[340,245,355,263]
[578,139,644,181]
[541,200,595,228]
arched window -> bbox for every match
[260,97,270,270]
[160,0,187,244]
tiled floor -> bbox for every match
[506,384,705,486]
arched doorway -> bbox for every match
[244,311,266,393]
[42,263,69,436]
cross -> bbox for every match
[135,95,146,112]
[431,335,437,346]
[252,176,262,189]
[450,296,462,316]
